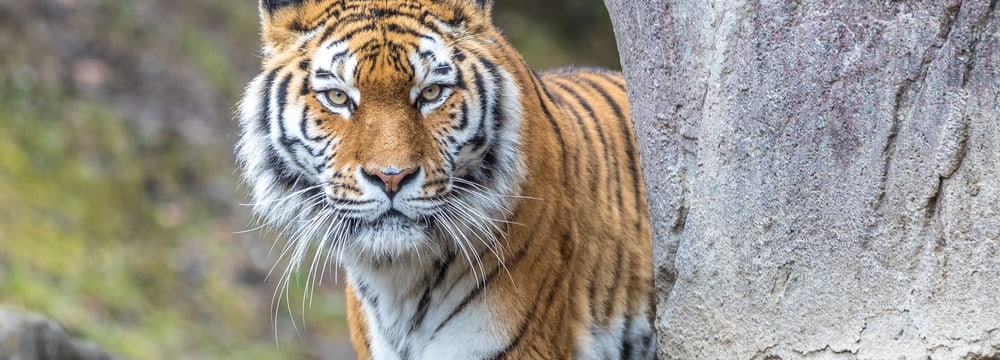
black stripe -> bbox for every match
[586,250,600,320]
[274,73,319,172]
[454,101,470,130]
[486,258,564,360]
[314,2,345,27]
[385,22,434,40]
[316,1,449,41]
[316,50,351,80]
[582,77,645,232]
[432,251,514,335]
[264,146,298,188]
[621,314,634,360]
[330,22,378,45]
[354,281,377,308]
[433,65,453,75]
[453,48,467,62]
[578,77,625,121]
[259,70,279,132]
[458,59,492,152]
[418,50,436,61]
[262,0,304,13]
[478,58,506,133]
[547,87,600,193]
[550,79,621,212]
[620,257,638,360]
[299,105,327,142]
[452,59,467,89]
[422,178,450,188]
[299,75,311,96]
[525,71,570,189]
[408,254,454,333]
[275,73,292,122]
[604,240,625,320]
[600,73,627,93]
[480,146,498,180]
[431,203,551,336]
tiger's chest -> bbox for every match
[349,262,515,360]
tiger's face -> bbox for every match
[237,0,524,267]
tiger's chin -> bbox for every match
[345,212,443,267]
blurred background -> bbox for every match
[0,0,618,358]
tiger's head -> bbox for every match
[236,0,524,270]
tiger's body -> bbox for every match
[236,1,653,359]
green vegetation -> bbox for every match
[0,67,323,360]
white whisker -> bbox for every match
[435,209,482,285]
[241,179,321,207]
[445,199,511,283]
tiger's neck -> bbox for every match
[346,246,509,359]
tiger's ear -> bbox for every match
[469,0,493,12]
[261,0,305,13]
[458,0,493,16]
[259,0,330,50]
[442,0,494,32]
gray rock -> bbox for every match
[604,0,1000,358]
[0,308,121,360]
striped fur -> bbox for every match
[235,1,653,359]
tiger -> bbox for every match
[235,0,654,359]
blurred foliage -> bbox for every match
[0,0,618,358]
[0,87,313,359]
[494,0,621,70]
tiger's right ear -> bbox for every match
[261,0,305,13]
[259,0,329,50]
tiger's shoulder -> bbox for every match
[535,66,645,220]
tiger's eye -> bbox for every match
[420,85,442,102]
[328,90,349,106]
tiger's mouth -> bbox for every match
[342,205,440,262]
[361,208,432,235]
[370,209,419,226]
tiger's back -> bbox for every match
[236,1,653,359]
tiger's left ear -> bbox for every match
[259,0,332,51]
[462,0,492,16]
[443,0,494,32]
[470,0,493,12]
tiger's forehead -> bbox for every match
[311,0,468,42]
[310,16,457,89]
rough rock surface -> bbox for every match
[0,308,121,360]
[604,0,999,358]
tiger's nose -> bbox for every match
[362,166,418,198]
